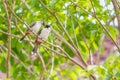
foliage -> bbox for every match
[0,0,120,80]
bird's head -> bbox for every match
[45,25,50,28]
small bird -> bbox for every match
[32,25,51,54]
[20,20,44,41]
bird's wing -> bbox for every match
[37,29,42,35]
[26,22,36,32]
[34,29,42,43]
[29,22,36,28]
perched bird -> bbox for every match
[20,20,44,41]
[32,25,51,54]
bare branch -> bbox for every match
[111,0,120,31]
[2,0,11,78]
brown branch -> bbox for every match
[8,0,88,74]
[42,45,67,58]
[52,13,86,66]
[70,15,79,48]
[0,29,67,58]
[38,0,86,63]
[51,29,87,67]
[14,18,25,35]
[36,52,46,80]
[90,0,120,54]
[14,17,34,47]
[6,1,38,37]
[0,44,36,75]
[0,29,34,43]
[0,25,96,79]
[91,8,120,53]
[75,18,93,65]
[2,0,11,78]
[70,1,120,51]
[111,0,120,31]
[89,0,96,16]
[73,0,120,53]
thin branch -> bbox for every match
[14,17,34,47]
[37,52,46,80]
[38,0,85,61]
[0,30,19,38]
[70,0,92,15]
[0,29,67,58]
[51,29,87,67]
[53,13,85,63]
[94,15,120,53]
[0,45,36,75]
[115,0,120,9]
[45,40,86,69]
[0,26,93,77]
[6,1,38,38]
[47,35,55,80]
[0,45,4,53]
[75,18,93,65]
[96,35,105,64]
[14,18,25,35]
[0,14,6,20]
[0,29,34,42]
[89,0,96,16]
[71,0,120,53]
[42,45,67,58]
[21,0,33,13]
[0,24,86,69]
[70,15,79,48]
[2,0,11,78]
[111,0,120,31]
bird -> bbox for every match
[20,20,44,41]
[32,25,51,54]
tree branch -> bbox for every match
[111,0,120,31]
[2,0,11,78]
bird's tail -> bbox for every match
[20,35,26,41]
[32,45,39,54]
[20,31,30,41]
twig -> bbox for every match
[47,35,55,80]
[111,0,120,31]
[94,14,120,53]
[51,29,87,67]
[0,29,67,58]
[21,0,33,13]
[6,1,38,38]
[75,18,93,65]
[14,17,34,47]
[71,0,120,53]
[38,0,85,62]
[70,15,79,48]
[14,18,25,35]
[0,29,34,42]
[37,52,46,80]
[45,39,86,69]
[42,45,67,58]
[0,14,6,20]
[89,0,96,16]
[0,44,36,75]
